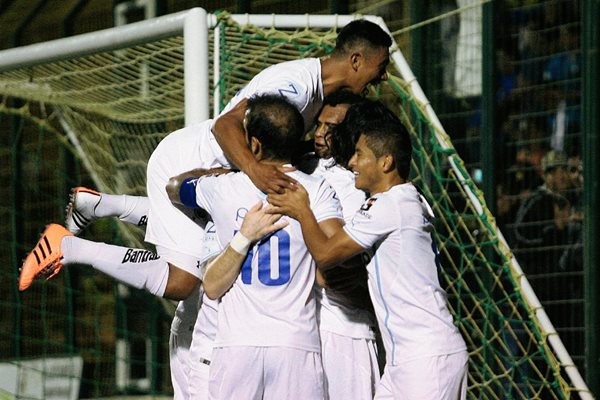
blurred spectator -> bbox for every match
[512,150,570,269]
[567,153,583,217]
[496,145,542,230]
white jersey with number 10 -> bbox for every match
[191,169,342,352]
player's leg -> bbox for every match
[169,323,192,400]
[263,347,325,400]
[21,128,213,297]
[320,330,379,400]
[208,347,264,400]
[169,288,203,400]
[18,224,172,295]
[187,294,219,400]
[65,187,149,235]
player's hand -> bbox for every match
[240,201,289,242]
[247,161,297,194]
[267,183,310,220]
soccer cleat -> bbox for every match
[19,224,73,291]
[65,187,101,235]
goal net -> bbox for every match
[0,8,592,399]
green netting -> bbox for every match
[0,11,585,399]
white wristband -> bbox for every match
[229,232,252,255]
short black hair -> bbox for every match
[330,99,400,167]
[361,119,412,180]
[246,94,304,161]
[333,19,392,56]
[322,90,364,108]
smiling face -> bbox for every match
[314,104,351,158]
[348,46,390,95]
[348,134,384,194]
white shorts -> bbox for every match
[320,330,380,400]
[169,324,193,400]
[374,351,468,400]
[209,347,325,400]
[169,290,203,399]
[188,354,211,400]
[187,295,219,400]
[144,123,229,278]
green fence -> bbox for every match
[408,0,598,392]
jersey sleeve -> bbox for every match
[343,196,397,249]
[252,80,310,114]
[191,174,220,216]
[227,64,313,115]
[310,179,344,223]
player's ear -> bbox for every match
[381,154,395,173]
[250,136,262,159]
[350,52,363,72]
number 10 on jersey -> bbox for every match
[240,230,291,286]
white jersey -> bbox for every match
[219,58,324,132]
[145,119,230,276]
[344,183,467,365]
[185,169,342,352]
[313,158,376,339]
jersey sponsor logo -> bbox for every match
[122,249,160,264]
[278,83,298,97]
[137,215,148,226]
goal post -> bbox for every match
[0,8,593,399]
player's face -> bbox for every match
[348,135,382,193]
[349,47,389,95]
[314,104,350,158]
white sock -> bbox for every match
[95,194,149,227]
[61,236,168,297]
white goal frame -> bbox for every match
[0,7,591,399]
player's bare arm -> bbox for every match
[165,167,231,205]
[203,201,288,299]
[268,184,364,269]
[212,98,297,194]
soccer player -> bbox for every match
[297,92,384,400]
[268,118,469,400]
[167,94,342,399]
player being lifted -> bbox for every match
[19,18,390,298]
[268,116,469,400]
[168,94,342,399]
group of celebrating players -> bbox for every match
[19,19,468,400]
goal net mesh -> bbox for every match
[0,11,580,399]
